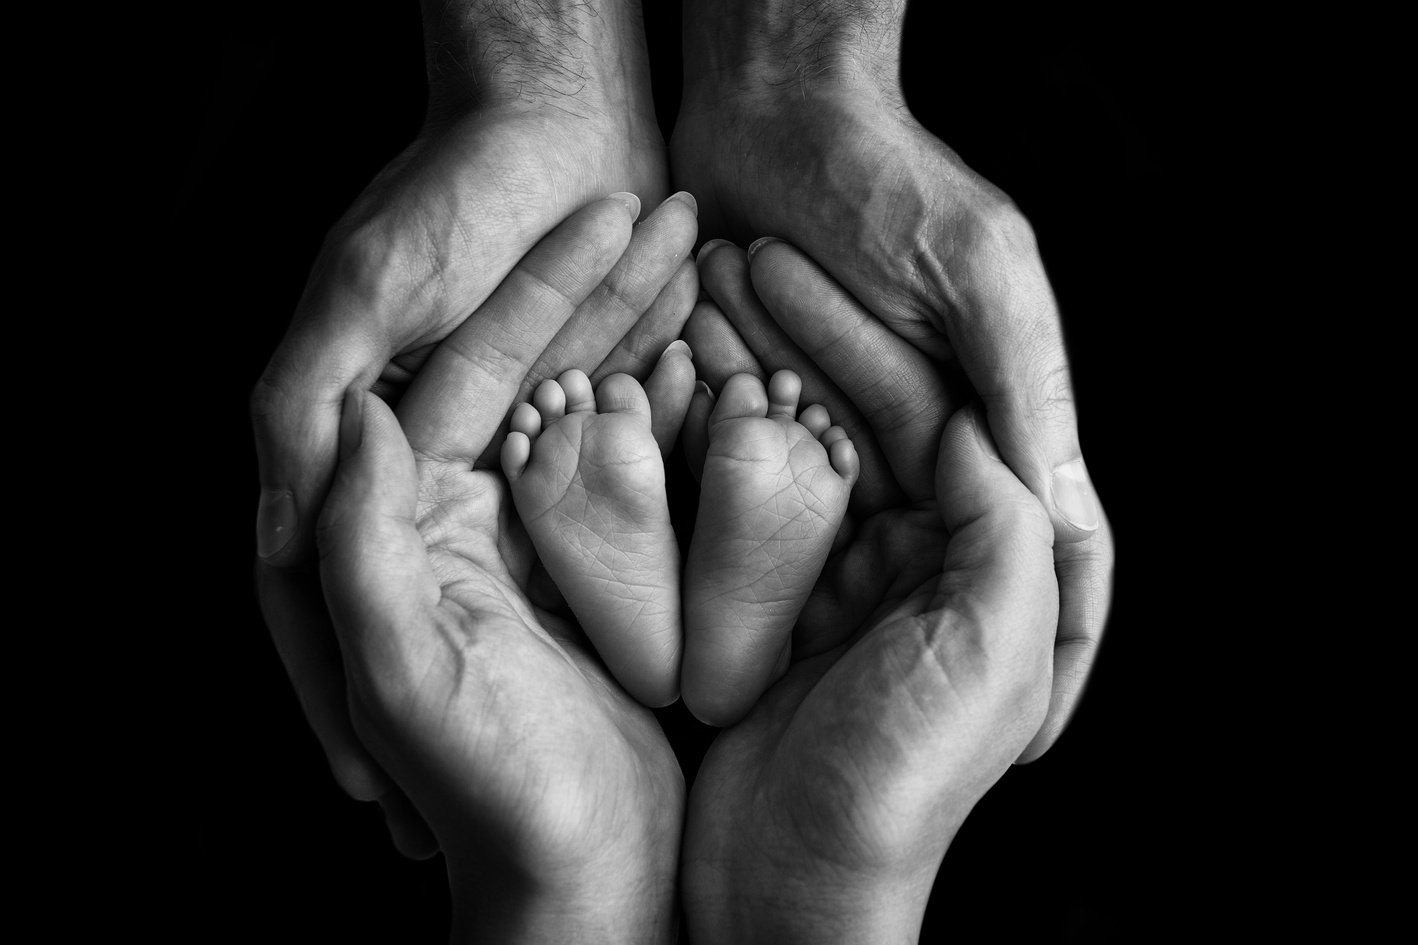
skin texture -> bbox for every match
[313,199,687,944]
[501,363,695,708]
[251,0,687,828]
[678,248,1060,940]
[681,369,858,727]
[673,0,1114,761]
[250,1,1094,936]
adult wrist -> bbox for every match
[681,0,906,97]
[687,872,932,945]
[446,846,678,945]
[421,0,656,123]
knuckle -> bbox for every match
[328,221,410,304]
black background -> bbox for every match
[174,3,1216,940]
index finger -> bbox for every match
[396,195,638,464]
[746,238,958,503]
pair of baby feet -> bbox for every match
[501,350,858,726]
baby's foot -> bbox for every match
[501,359,691,707]
[682,370,858,725]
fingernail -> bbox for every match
[667,191,698,216]
[746,236,780,262]
[256,490,297,559]
[695,380,716,401]
[339,387,364,462]
[971,407,1002,461]
[1052,459,1099,532]
[607,192,641,222]
[661,339,692,361]
[695,238,734,261]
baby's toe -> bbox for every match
[532,377,568,424]
[766,369,802,420]
[509,401,543,440]
[595,372,652,421]
[557,369,596,414]
[799,403,832,439]
[708,373,768,430]
[822,426,860,484]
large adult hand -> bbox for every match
[252,0,697,822]
[672,0,1113,759]
[679,244,1059,943]
[312,198,688,943]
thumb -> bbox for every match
[943,227,1100,543]
[316,388,440,693]
[929,404,1060,753]
[251,314,387,566]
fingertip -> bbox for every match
[696,238,735,262]
[255,490,299,562]
[329,749,392,802]
[967,404,1003,462]
[661,338,692,363]
[606,191,641,222]
[746,235,782,263]
[379,791,440,860]
[1051,458,1101,537]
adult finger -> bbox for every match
[255,561,391,802]
[697,241,902,515]
[936,209,1112,755]
[1017,510,1115,762]
[315,388,447,849]
[259,558,437,852]
[470,193,697,467]
[778,406,1058,852]
[251,297,388,566]
[643,340,697,457]
[590,258,699,384]
[681,295,764,390]
[316,388,442,688]
[509,194,698,414]
[746,238,956,502]
[397,195,638,464]
[680,299,760,479]
[944,212,1102,537]
[822,405,1058,740]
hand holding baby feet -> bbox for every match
[682,369,858,726]
[501,350,694,707]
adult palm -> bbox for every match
[314,201,686,944]
[680,244,1059,944]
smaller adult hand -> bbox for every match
[251,2,688,824]
[313,199,685,944]
[681,245,1058,943]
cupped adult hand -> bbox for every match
[679,243,1059,944]
[251,2,698,824]
[672,0,1113,759]
[311,198,690,944]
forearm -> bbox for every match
[422,0,654,116]
[681,0,906,92]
